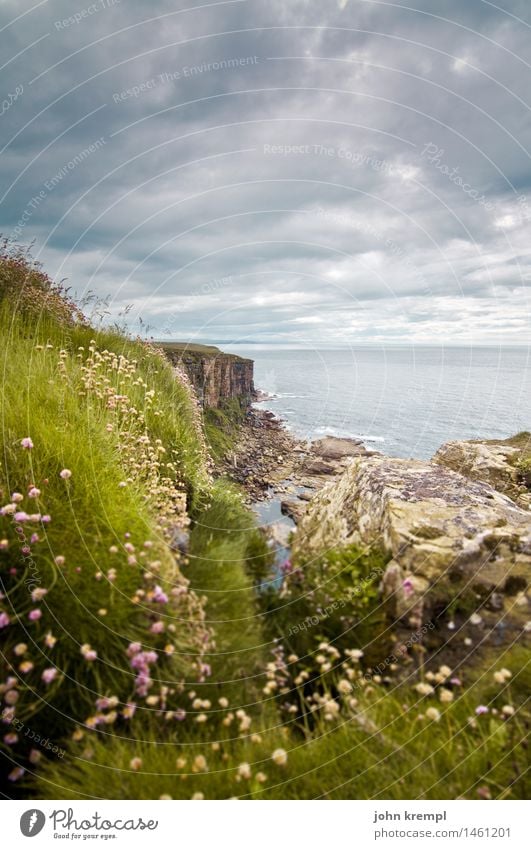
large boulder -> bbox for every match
[433,438,531,510]
[292,456,531,623]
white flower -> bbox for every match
[439,688,454,703]
[338,679,352,695]
[502,705,515,717]
[415,682,434,696]
[271,748,288,766]
[425,707,441,722]
[238,762,252,780]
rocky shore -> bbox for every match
[218,400,530,666]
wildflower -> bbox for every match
[477,786,492,800]
[218,697,229,709]
[469,613,482,626]
[28,609,42,622]
[8,766,25,782]
[271,748,288,766]
[475,705,489,715]
[439,688,454,704]
[438,665,452,678]
[238,762,252,780]
[493,668,512,685]
[44,632,57,648]
[130,757,143,771]
[28,487,41,499]
[502,705,515,717]
[196,713,208,724]
[402,577,414,597]
[176,757,187,769]
[191,793,204,800]
[0,612,11,629]
[192,755,208,773]
[80,644,97,661]
[159,795,172,800]
[425,707,441,722]
[31,587,48,602]
[29,749,42,764]
[11,493,24,503]
[4,690,19,706]
[337,679,353,695]
[150,621,164,634]
[41,667,58,685]
[60,469,72,479]
[415,682,434,696]
[122,703,137,719]
[54,556,65,566]
[4,732,18,745]
[256,772,267,784]
[19,661,34,675]
[20,437,34,450]
[13,643,28,656]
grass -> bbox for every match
[1,247,529,800]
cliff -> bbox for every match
[159,342,254,408]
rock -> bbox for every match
[292,456,531,622]
[310,436,368,460]
[280,499,307,524]
[433,438,531,510]
[302,458,338,476]
[269,521,292,547]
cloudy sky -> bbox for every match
[1,0,530,345]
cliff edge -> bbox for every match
[159,342,254,409]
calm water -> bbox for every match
[223,345,531,460]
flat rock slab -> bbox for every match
[311,436,367,460]
[292,456,531,621]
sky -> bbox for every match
[1,0,531,346]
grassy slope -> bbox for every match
[1,252,529,800]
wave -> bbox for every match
[313,426,386,443]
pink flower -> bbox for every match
[20,437,33,450]
[8,766,25,781]
[41,667,58,684]
[14,512,30,522]
[28,487,41,499]
[0,612,10,628]
[31,587,48,602]
[150,621,164,634]
[60,469,72,479]
[28,609,42,622]
[475,705,489,715]
[152,585,169,604]
[402,578,415,597]
[4,733,18,745]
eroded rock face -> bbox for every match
[292,456,531,622]
[163,346,254,408]
[433,439,531,510]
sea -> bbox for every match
[222,345,531,460]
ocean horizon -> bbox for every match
[221,344,531,460]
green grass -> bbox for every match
[1,249,529,800]
[33,645,530,800]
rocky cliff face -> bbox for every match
[292,454,531,628]
[160,343,254,408]
[434,435,531,510]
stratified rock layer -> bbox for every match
[292,456,531,621]
[161,344,254,408]
[434,439,531,510]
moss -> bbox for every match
[203,397,247,460]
